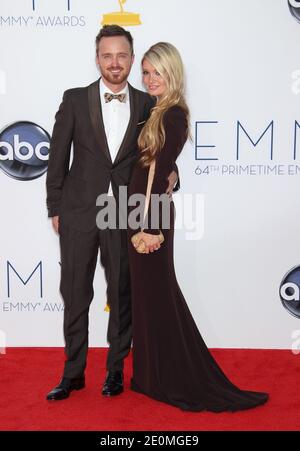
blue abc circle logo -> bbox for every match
[0,121,50,181]
[288,0,300,23]
[279,266,300,318]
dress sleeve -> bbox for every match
[142,107,187,234]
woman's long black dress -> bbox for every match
[127,106,268,412]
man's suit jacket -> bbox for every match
[46,78,179,232]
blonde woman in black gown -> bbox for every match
[127,42,268,412]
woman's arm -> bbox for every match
[132,107,187,253]
[142,106,188,236]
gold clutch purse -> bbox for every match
[131,230,164,254]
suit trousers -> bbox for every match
[59,222,132,378]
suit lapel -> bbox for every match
[88,79,112,163]
[113,83,140,165]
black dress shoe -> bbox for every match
[102,371,124,396]
[46,376,85,401]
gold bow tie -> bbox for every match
[104,92,127,103]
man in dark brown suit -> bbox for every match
[46,25,179,400]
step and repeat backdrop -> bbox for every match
[1,0,300,350]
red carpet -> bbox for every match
[0,348,299,431]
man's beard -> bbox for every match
[104,68,129,85]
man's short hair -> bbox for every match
[95,25,134,55]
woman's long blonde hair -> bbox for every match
[138,42,189,167]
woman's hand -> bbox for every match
[132,231,161,254]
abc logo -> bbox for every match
[0,121,50,181]
[279,266,300,318]
[288,0,300,23]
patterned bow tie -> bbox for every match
[104,92,127,103]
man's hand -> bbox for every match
[52,216,59,234]
[166,170,178,196]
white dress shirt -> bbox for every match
[99,78,130,196]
